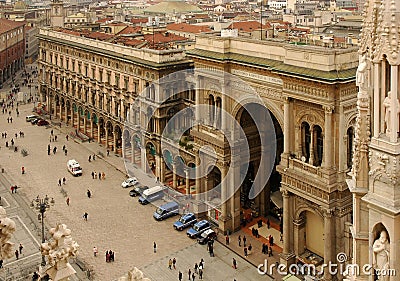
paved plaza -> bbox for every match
[0,66,280,281]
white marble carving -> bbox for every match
[0,207,15,260]
[41,224,79,281]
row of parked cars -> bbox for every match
[26,115,49,126]
[121,177,217,245]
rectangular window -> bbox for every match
[107,72,111,84]
[115,74,120,87]
[99,69,103,82]
[92,68,95,79]
[85,65,88,76]
[124,77,129,90]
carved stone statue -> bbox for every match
[41,224,79,281]
[383,91,400,135]
[356,53,367,90]
[0,207,16,260]
[372,230,390,280]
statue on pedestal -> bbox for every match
[0,207,16,260]
[356,54,368,91]
[372,230,390,280]
[41,224,79,281]
[383,91,400,136]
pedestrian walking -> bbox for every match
[238,235,241,247]
[66,197,70,206]
[191,272,195,281]
[268,246,273,257]
[19,243,23,254]
[64,149,67,156]
[248,243,252,255]
[98,171,101,180]
[94,172,97,179]
[232,258,237,269]
[15,250,19,260]
[53,147,57,154]
[87,189,91,198]
[62,145,65,151]
[153,242,157,253]
[66,135,69,141]
[168,259,173,270]
[188,269,191,281]
[63,177,66,184]
[194,263,198,273]
[55,135,57,141]
[58,179,62,186]
[243,235,247,247]
[88,155,91,162]
[244,246,248,258]
[106,251,110,262]
[91,171,94,179]
[199,258,204,269]
[199,269,203,280]
[102,172,105,180]
[178,271,183,281]
[93,246,98,257]
[21,166,25,174]
[107,149,110,156]
[173,257,176,269]
[93,154,96,160]
[83,212,88,221]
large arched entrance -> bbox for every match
[235,103,283,222]
[114,125,123,155]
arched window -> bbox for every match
[314,125,323,167]
[215,97,222,128]
[301,122,310,162]
[209,94,215,125]
[347,127,354,169]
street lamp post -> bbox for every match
[31,195,54,266]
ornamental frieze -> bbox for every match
[368,150,400,185]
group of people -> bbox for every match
[57,177,66,186]
[105,250,115,262]
[176,258,205,281]
[90,171,106,180]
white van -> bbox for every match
[67,159,82,176]
[138,186,164,205]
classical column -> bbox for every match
[309,129,314,165]
[97,123,101,143]
[90,120,93,139]
[282,189,290,254]
[105,128,108,148]
[131,138,135,164]
[390,65,398,142]
[113,130,116,152]
[283,97,290,155]
[322,106,333,168]
[295,125,302,157]
[373,63,380,138]
[172,161,177,189]
[83,114,87,134]
[323,209,334,281]
[59,103,62,121]
[185,168,190,195]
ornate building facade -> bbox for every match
[38,25,361,280]
[37,27,192,158]
[348,0,400,280]
[187,35,358,279]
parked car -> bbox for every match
[121,177,139,188]
[153,201,179,221]
[67,159,82,176]
[31,118,41,125]
[186,220,211,238]
[173,213,197,231]
[197,229,217,245]
[37,119,49,126]
[138,186,164,205]
[26,115,38,122]
[129,185,149,197]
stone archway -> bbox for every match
[98,117,105,145]
[105,121,113,150]
[114,125,123,155]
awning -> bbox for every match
[270,190,283,209]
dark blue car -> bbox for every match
[186,220,211,238]
[173,213,197,231]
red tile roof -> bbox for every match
[117,26,142,35]
[228,21,269,32]
[0,18,25,34]
[86,31,114,40]
[96,17,113,23]
[130,18,148,24]
[167,23,211,34]
[143,32,189,44]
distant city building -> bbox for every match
[0,18,25,84]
